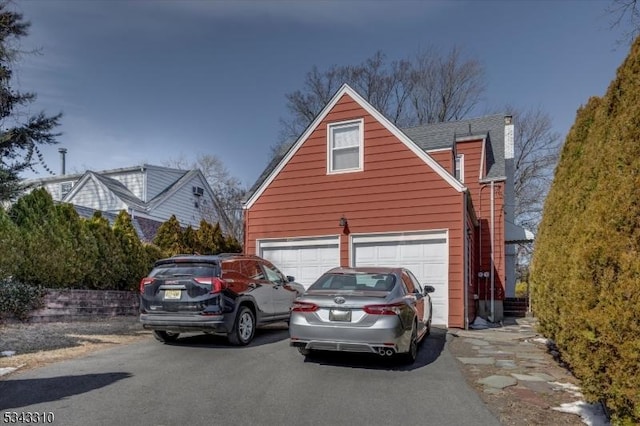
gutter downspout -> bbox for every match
[463,191,469,330]
[490,180,495,323]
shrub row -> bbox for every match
[531,36,640,424]
[0,188,242,293]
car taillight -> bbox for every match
[139,277,154,293]
[363,303,404,315]
[291,301,319,312]
[194,277,227,293]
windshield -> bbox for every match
[308,273,396,292]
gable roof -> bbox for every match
[64,171,148,211]
[243,84,467,209]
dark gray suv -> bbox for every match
[139,254,304,345]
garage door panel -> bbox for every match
[260,240,339,289]
[353,234,448,326]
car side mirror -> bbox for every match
[287,275,295,282]
[424,285,435,294]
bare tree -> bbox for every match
[410,46,485,125]
[276,46,485,156]
[608,0,640,42]
[506,106,561,282]
[508,106,561,234]
[276,50,421,155]
[164,154,245,243]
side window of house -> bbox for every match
[401,272,416,294]
[328,120,363,173]
[262,262,285,284]
[455,154,464,183]
[242,260,265,281]
[60,182,73,198]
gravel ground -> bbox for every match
[0,316,151,373]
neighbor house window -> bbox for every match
[60,182,73,198]
[455,154,464,183]
[328,119,363,173]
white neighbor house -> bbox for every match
[25,164,219,233]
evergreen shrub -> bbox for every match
[531,36,640,424]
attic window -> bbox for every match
[60,181,73,198]
[328,119,363,174]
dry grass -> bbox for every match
[0,316,151,375]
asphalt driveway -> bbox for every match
[0,325,499,426]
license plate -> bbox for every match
[329,309,351,322]
[164,289,181,300]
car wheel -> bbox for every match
[400,325,418,364]
[298,346,311,356]
[153,330,180,343]
[228,306,255,346]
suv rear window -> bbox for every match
[150,263,219,278]
[308,273,396,291]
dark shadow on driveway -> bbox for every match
[157,322,290,348]
[0,372,132,410]
[299,327,447,371]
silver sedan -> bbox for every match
[289,267,434,363]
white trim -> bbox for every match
[327,118,364,174]
[257,235,340,251]
[479,137,487,180]
[425,147,452,153]
[244,84,466,210]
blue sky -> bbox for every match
[14,0,631,187]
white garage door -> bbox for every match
[258,237,340,289]
[352,232,449,326]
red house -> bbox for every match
[243,84,530,328]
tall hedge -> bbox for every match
[0,208,21,279]
[85,212,129,290]
[531,36,640,424]
[113,211,148,290]
[5,190,240,292]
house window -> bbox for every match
[455,154,464,183]
[192,186,204,197]
[60,182,73,198]
[328,119,363,173]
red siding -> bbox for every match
[429,150,454,173]
[456,139,506,302]
[246,94,467,327]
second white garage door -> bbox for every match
[258,237,340,289]
[352,231,449,326]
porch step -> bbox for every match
[503,297,529,318]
